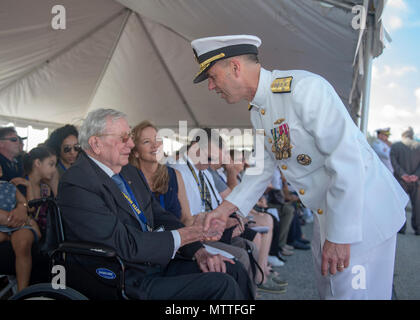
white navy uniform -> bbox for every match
[372,138,394,173]
[225,67,409,299]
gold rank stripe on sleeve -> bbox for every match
[271,76,293,93]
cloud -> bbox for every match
[387,0,407,10]
[368,65,420,140]
[416,87,420,113]
[372,65,417,79]
[386,16,403,30]
[382,0,408,31]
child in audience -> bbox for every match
[10,146,58,236]
[0,166,41,292]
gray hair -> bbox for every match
[402,127,414,139]
[79,108,127,151]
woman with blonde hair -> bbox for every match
[129,121,194,226]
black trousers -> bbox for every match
[287,211,303,244]
[267,213,281,256]
[137,258,254,300]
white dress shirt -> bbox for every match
[170,155,222,215]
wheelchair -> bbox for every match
[9,197,130,300]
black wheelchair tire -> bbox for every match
[9,283,89,300]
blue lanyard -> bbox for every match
[119,175,149,229]
[58,160,67,172]
[159,194,165,209]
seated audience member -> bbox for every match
[0,167,41,292]
[45,124,80,178]
[15,136,27,176]
[0,127,24,182]
[57,108,252,300]
[251,194,289,283]
[280,173,310,250]
[208,143,286,274]
[129,121,193,226]
[10,147,58,237]
[172,129,285,294]
[267,168,295,257]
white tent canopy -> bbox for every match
[0,0,386,132]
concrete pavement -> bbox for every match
[258,208,420,300]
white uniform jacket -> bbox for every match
[226,67,408,251]
[371,139,394,173]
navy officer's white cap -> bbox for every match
[191,35,261,83]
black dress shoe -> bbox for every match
[299,238,310,244]
[290,240,310,250]
[415,231,420,236]
[276,252,287,263]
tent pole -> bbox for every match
[360,14,374,135]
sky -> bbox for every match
[368,0,420,141]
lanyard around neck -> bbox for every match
[58,160,67,172]
[118,174,150,231]
[186,160,211,210]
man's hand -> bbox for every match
[321,240,351,276]
[198,201,239,241]
[203,209,228,241]
[408,175,419,182]
[194,212,224,241]
[194,247,235,273]
[402,174,412,183]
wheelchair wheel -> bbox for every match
[9,283,89,300]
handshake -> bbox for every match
[179,200,239,246]
[192,211,226,242]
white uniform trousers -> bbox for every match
[312,217,397,300]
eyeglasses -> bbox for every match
[97,131,132,143]
[0,137,19,142]
[63,144,81,153]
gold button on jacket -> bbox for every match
[317,209,323,215]
[281,165,287,170]
[299,189,305,195]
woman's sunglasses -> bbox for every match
[63,144,81,153]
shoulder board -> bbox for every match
[248,104,253,111]
[271,76,293,93]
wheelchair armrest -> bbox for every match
[55,242,118,259]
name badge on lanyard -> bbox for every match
[119,176,151,231]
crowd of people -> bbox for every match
[0,109,316,299]
[371,127,420,235]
